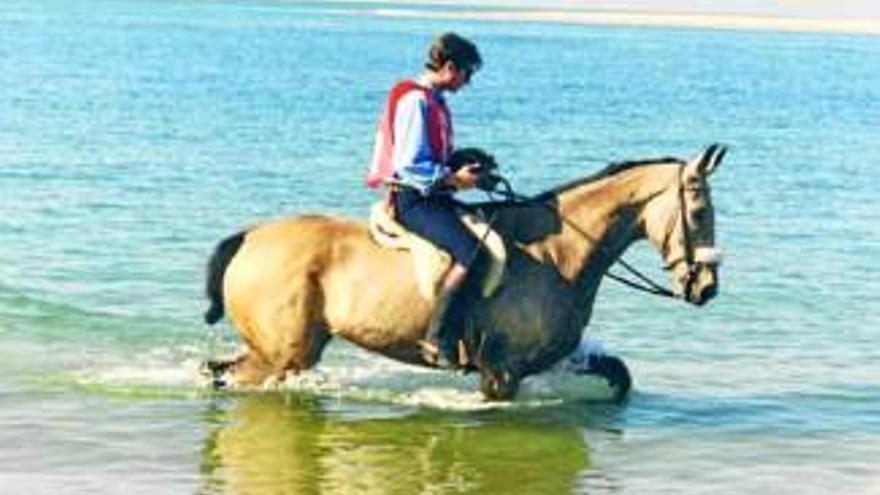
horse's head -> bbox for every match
[643,144,726,306]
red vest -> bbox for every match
[366,80,453,188]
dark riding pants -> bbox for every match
[394,188,481,267]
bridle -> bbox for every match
[659,165,723,300]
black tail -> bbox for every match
[203,231,246,325]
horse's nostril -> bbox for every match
[700,284,718,302]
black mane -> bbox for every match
[535,156,684,201]
[468,155,685,212]
[465,156,685,245]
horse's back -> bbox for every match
[245,214,365,249]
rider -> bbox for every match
[367,32,488,368]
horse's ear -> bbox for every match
[689,143,727,178]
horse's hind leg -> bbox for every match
[217,269,332,388]
[205,355,246,389]
[209,331,330,388]
[212,317,285,388]
[290,322,332,371]
[227,350,274,387]
[210,329,277,388]
[242,279,332,384]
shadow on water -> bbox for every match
[196,393,621,495]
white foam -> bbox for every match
[271,364,514,411]
[71,340,622,408]
[73,357,207,388]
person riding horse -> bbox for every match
[201,32,727,399]
[367,33,492,368]
[204,144,726,399]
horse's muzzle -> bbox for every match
[686,264,719,306]
[692,282,718,306]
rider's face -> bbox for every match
[453,63,473,86]
[439,61,472,92]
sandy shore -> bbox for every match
[306,1,880,35]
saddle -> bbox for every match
[368,201,507,300]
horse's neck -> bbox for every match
[540,166,676,290]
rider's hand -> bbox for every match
[448,163,480,190]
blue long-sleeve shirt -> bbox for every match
[392,79,451,195]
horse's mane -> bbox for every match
[533,156,684,201]
[468,155,685,211]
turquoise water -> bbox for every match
[2,1,879,493]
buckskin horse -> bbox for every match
[203,144,727,400]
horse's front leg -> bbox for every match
[475,332,520,401]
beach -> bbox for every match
[305,0,880,35]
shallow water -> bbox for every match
[1,1,879,493]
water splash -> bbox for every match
[64,341,621,409]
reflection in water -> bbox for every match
[199,394,593,494]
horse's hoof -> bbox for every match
[587,354,632,402]
[200,361,220,380]
[417,340,441,366]
[203,359,238,390]
[479,369,519,401]
[204,358,240,376]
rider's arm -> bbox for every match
[392,91,449,194]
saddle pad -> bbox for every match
[369,201,506,300]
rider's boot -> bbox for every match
[422,286,470,367]
[421,252,488,368]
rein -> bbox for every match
[484,171,692,300]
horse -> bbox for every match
[203,144,727,400]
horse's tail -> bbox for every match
[204,230,246,325]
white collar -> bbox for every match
[417,74,433,88]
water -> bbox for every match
[1,1,879,493]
